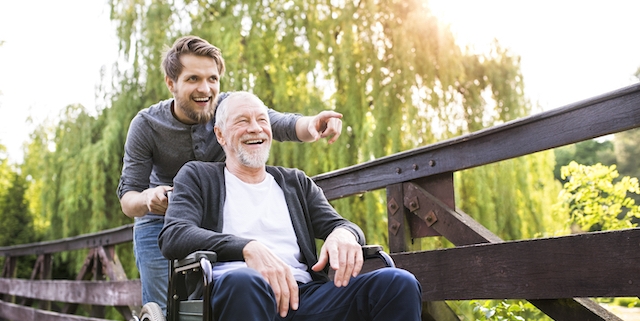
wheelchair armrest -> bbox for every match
[174,250,218,274]
[362,245,396,268]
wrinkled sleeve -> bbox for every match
[117,115,153,199]
[268,109,302,142]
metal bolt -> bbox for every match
[395,167,402,174]
[412,164,419,170]
[429,160,436,167]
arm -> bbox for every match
[120,187,172,217]
[118,115,172,217]
[267,108,343,144]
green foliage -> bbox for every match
[553,139,616,182]
[469,300,551,321]
[0,169,41,279]
[614,128,640,181]
[0,171,36,246]
[554,161,640,232]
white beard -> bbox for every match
[235,141,271,168]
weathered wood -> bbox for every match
[387,183,412,253]
[314,83,640,200]
[0,278,141,306]
[403,182,501,245]
[393,228,640,300]
[530,298,624,321]
[0,224,133,257]
[0,299,111,321]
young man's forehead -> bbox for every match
[178,54,219,77]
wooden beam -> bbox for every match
[403,182,501,245]
[315,83,640,201]
[0,224,133,257]
[532,298,624,321]
[0,299,110,321]
[0,278,141,306]
[392,228,640,300]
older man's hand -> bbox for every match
[243,241,299,318]
[311,227,363,287]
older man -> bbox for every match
[159,92,422,321]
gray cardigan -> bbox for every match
[158,161,365,282]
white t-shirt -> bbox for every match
[211,168,313,283]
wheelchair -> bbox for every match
[138,245,396,321]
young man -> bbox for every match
[117,36,344,314]
[158,92,422,320]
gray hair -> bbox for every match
[215,92,269,131]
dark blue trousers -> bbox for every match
[211,267,422,321]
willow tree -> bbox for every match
[104,0,563,245]
[18,0,563,265]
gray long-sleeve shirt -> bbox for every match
[117,94,302,219]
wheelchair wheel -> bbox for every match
[139,302,165,321]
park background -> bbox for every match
[1,0,639,319]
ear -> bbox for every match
[214,126,226,146]
[165,76,175,93]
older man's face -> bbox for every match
[219,96,272,168]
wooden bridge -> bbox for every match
[2,83,640,320]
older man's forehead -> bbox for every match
[228,93,265,108]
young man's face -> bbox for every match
[216,95,272,169]
[166,54,220,124]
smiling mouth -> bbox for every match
[244,139,265,145]
[193,97,211,103]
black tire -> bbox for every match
[139,302,165,321]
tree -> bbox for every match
[0,171,39,279]
[553,139,616,182]
[614,128,640,180]
[104,0,561,245]
[553,161,640,232]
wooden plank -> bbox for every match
[531,298,623,321]
[392,228,640,300]
[403,182,501,245]
[314,83,640,200]
[0,299,111,321]
[0,278,141,306]
[0,224,133,257]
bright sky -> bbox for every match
[0,0,639,163]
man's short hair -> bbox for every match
[161,35,226,81]
[215,92,269,132]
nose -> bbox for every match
[196,80,210,94]
[247,118,263,133]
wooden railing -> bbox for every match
[1,82,639,320]
[0,224,140,321]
